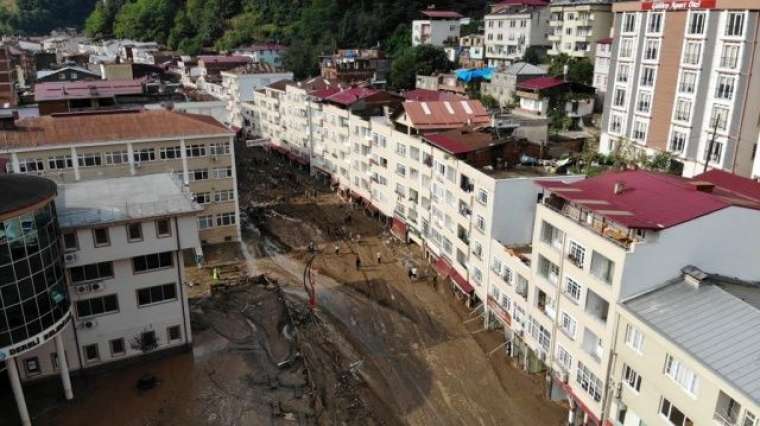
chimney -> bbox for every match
[613,181,625,195]
[682,265,708,287]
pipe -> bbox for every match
[55,334,74,400]
[174,217,190,345]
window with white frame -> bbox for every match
[647,12,663,33]
[477,189,488,205]
[720,43,740,69]
[48,155,73,170]
[475,215,486,232]
[622,364,642,392]
[625,323,645,353]
[715,74,736,100]
[564,277,582,303]
[209,142,231,155]
[471,266,482,284]
[616,63,630,83]
[670,129,687,153]
[216,212,236,226]
[636,91,652,113]
[609,113,623,134]
[613,88,626,107]
[664,354,700,396]
[640,66,656,87]
[472,241,482,259]
[644,39,659,61]
[18,158,44,173]
[660,398,692,426]
[501,266,512,284]
[159,146,182,160]
[576,361,603,402]
[212,166,232,179]
[395,143,406,157]
[500,294,511,311]
[679,71,697,94]
[560,312,576,338]
[632,120,648,141]
[557,345,573,371]
[683,41,702,65]
[104,150,129,165]
[687,11,706,35]
[619,38,633,58]
[198,215,213,230]
[622,13,636,33]
[568,241,586,268]
[710,105,730,131]
[674,99,692,122]
[725,12,745,37]
[704,140,724,164]
[214,190,235,203]
[590,251,615,284]
[491,258,502,274]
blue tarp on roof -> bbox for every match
[455,68,495,83]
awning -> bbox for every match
[433,257,452,279]
[391,217,407,240]
[450,269,474,294]
[487,297,511,326]
[554,379,602,426]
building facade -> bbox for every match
[547,0,613,61]
[484,1,551,68]
[219,64,293,128]
[0,110,240,245]
[600,1,760,179]
[592,37,612,108]
[412,10,464,47]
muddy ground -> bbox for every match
[1,144,567,426]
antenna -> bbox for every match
[703,116,721,173]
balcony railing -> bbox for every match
[713,411,739,426]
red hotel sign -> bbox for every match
[642,0,716,10]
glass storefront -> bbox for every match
[0,201,70,351]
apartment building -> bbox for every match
[0,110,240,245]
[484,0,551,68]
[232,43,287,67]
[218,64,293,128]
[34,80,145,116]
[547,0,613,60]
[459,34,485,68]
[319,49,390,85]
[412,9,464,47]
[611,266,759,426]
[600,2,760,179]
[482,62,547,108]
[592,37,612,107]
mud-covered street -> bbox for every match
[2,144,567,426]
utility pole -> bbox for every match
[703,117,721,174]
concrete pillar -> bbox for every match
[127,142,136,176]
[71,146,80,181]
[567,399,576,426]
[55,334,73,400]
[179,139,189,185]
[7,359,31,426]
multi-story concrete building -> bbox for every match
[459,34,485,68]
[611,266,760,426]
[482,61,547,107]
[412,9,464,47]
[600,1,760,179]
[219,64,293,128]
[547,0,613,61]
[319,49,390,85]
[0,110,239,245]
[233,43,287,67]
[484,0,551,68]
[592,37,612,108]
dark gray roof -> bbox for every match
[624,272,760,404]
[0,174,57,217]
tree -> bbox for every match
[389,45,453,90]
[548,53,594,85]
[113,0,177,44]
[521,46,544,65]
[479,94,498,109]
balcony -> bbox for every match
[457,225,470,245]
[713,391,742,426]
[584,289,609,324]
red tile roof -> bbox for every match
[403,100,490,130]
[517,76,566,91]
[0,110,232,150]
[694,170,760,203]
[538,170,760,230]
[34,80,144,102]
[403,89,467,102]
[324,87,380,106]
[424,130,495,155]
[311,87,342,100]
[421,10,464,19]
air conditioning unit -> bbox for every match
[89,282,105,292]
[64,252,77,265]
[80,320,97,329]
[75,284,91,294]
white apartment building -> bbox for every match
[14,174,202,384]
[219,64,293,128]
[592,37,612,107]
[484,0,551,68]
[0,110,240,245]
[233,43,287,67]
[412,10,464,47]
[600,2,760,179]
[612,266,759,426]
[547,0,613,61]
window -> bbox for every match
[185,144,206,157]
[93,228,110,247]
[212,167,232,179]
[687,12,705,35]
[590,251,614,284]
[475,215,486,232]
[501,266,513,284]
[619,38,633,58]
[683,42,702,65]
[104,150,129,166]
[63,231,78,251]
[576,361,603,402]
[541,221,564,250]
[472,241,482,259]
[476,189,488,205]
[715,74,735,100]
[613,88,626,108]
[155,219,171,238]
[137,283,178,307]
[189,169,208,182]
[48,155,73,170]
[84,344,100,363]
[395,164,406,177]
[159,146,182,160]
[209,142,231,156]
[557,345,573,371]
[195,192,211,205]
[132,252,173,273]
[622,13,636,32]
[670,130,687,153]
[616,64,630,83]
[647,12,663,33]
[640,67,656,87]
[69,261,114,283]
[568,241,586,268]
[491,258,502,275]
[471,267,482,285]
[395,143,406,157]
[214,190,235,203]
[636,91,652,114]
[127,223,143,242]
[674,99,692,122]
[564,278,582,303]
[744,412,757,426]
[24,357,41,375]
[644,39,659,61]
[216,212,236,226]
[110,338,125,356]
[77,153,102,168]
[168,325,182,341]
[660,398,692,426]
[560,312,576,338]
[664,354,700,395]
[710,105,730,131]
[726,12,745,37]
[617,364,641,395]
[609,114,623,134]
[705,141,724,164]
[538,255,560,285]
[679,71,697,94]
[133,148,156,163]
[76,294,119,318]
[18,158,44,173]
[198,215,213,230]
[632,120,648,141]
[721,44,740,69]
